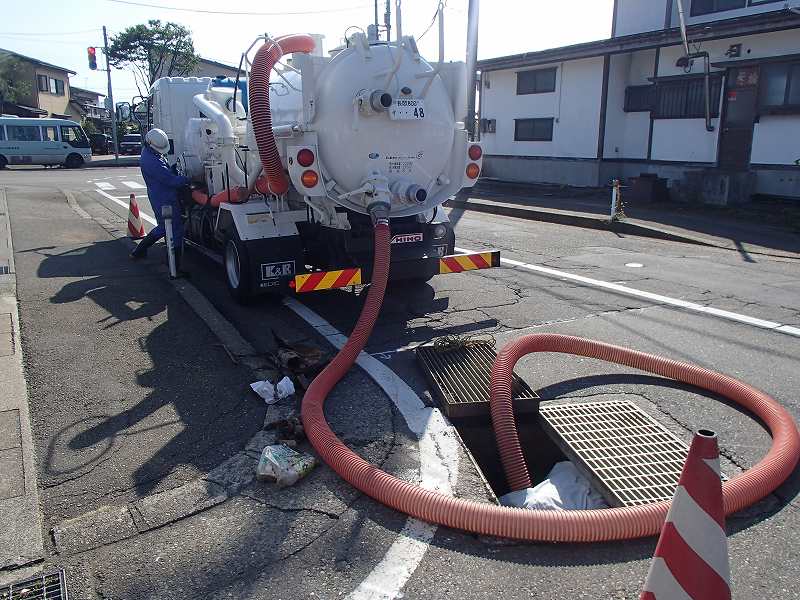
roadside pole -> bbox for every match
[103,26,119,163]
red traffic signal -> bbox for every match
[87,47,97,70]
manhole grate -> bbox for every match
[0,569,68,600]
[539,399,693,507]
[416,341,538,418]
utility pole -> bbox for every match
[465,0,480,140]
[102,26,119,163]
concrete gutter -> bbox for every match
[0,188,44,578]
[447,196,716,247]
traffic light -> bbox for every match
[87,47,97,70]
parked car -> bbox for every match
[119,133,142,155]
[89,133,113,155]
[0,116,92,169]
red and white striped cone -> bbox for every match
[640,429,731,600]
[127,193,145,239]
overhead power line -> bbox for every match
[0,28,101,37]
[104,0,372,16]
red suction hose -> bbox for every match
[301,226,800,541]
[249,34,315,196]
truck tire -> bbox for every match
[65,153,84,169]
[0,155,6,169]
[224,233,252,303]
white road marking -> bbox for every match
[122,180,145,189]
[95,181,115,191]
[95,189,157,226]
[283,298,459,600]
[455,246,800,339]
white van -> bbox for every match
[0,117,92,169]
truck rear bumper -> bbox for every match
[291,250,500,293]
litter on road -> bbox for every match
[256,444,317,487]
[250,376,295,404]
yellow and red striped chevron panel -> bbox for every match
[439,251,499,274]
[293,268,362,293]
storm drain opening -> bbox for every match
[0,569,68,600]
[416,341,564,498]
[538,398,693,507]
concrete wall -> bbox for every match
[33,65,71,117]
[482,156,601,187]
[481,56,605,163]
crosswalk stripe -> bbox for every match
[95,182,115,190]
[122,181,145,189]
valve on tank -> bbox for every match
[390,179,428,204]
[356,89,393,116]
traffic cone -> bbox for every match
[640,430,731,600]
[128,193,145,239]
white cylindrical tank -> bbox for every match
[262,40,465,217]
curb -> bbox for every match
[84,158,139,168]
[447,197,715,248]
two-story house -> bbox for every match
[0,48,76,119]
[68,86,111,133]
[477,2,800,202]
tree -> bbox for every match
[106,20,199,96]
[81,118,98,135]
[0,53,32,114]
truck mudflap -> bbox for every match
[290,250,500,293]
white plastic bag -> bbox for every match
[256,444,316,487]
[275,376,295,399]
[499,461,608,511]
[250,380,277,404]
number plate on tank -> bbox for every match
[390,98,425,120]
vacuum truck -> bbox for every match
[136,21,496,301]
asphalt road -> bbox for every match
[1,165,799,600]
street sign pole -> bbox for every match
[102,26,119,163]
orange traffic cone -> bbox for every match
[640,429,731,600]
[128,193,145,239]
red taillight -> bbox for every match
[288,279,296,289]
[466,163,480,179]
[297,148,315,167]
[468,144,482,161]
[301,169,319,188]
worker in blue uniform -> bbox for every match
[130,128,190,275]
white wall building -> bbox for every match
[477,1,800,202]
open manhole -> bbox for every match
[0,569,68,600]
[416,341,538,418]
[539,398,693,507]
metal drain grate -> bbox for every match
[0,570,68,600]
[416,341,538,418]
[539,399,693,507]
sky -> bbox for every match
[1,0,613,104]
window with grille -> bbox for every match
[653,76,722,119]
[514,118,554,141]
[516,68,557,95]
[624,85,655,112]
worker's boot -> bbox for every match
[130,230,159,260]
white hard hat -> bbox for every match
[145,128,170,154]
